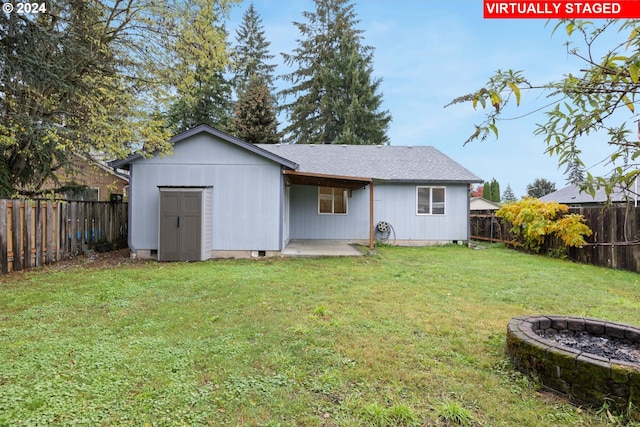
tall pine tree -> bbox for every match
[565,159,586,184]
[526,178,556,198]
[162,0,234,134]
[230,75,279,144]
[232,3,277,91]
[280,0,391,145]
[483,181,493,202]
[166,70,234,133]
[230,3,279,141]
[490,179,501,203]
[502,184,517,202]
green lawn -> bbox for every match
[1,245,639,426]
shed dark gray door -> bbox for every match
[159,190,202,261]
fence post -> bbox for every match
[46,201,53,264]
[34,200,42,267]
[12,200,21,271]
[23,200,32,268]
[70,201,77,255]
[0,200,7,274]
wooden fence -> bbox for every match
[0,199,128,274]
[471,205,640,274]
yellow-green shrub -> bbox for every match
[496,197,592,253]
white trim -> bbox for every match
[416,186,446,215]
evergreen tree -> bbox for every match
[483,182,493,202]
[166,70,234,134]
[489,178,501,203]
[162,1,234,134]
[232,3,277,91]
[565,158,586,185]
[280,0,391,145]
[230,75,280,144]
[526,178,556,198]
[502,184,517,202]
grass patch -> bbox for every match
[435,400,474,426]
[1,245,640,425]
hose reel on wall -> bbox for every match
[374,221,395,244]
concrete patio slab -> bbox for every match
[282,240,365,257]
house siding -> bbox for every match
[289,182,470,242]
[128,133,284,255]
[374,183,470,241]
[289,185,370,240]
[41,155,128,201]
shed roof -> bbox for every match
[257,144,482,183]
[539,183,633,204]
[470,197,501,211]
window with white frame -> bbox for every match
[318,187,347,214]
[416,186,445,215]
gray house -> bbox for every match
[111,125,482,260]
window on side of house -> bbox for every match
[318,187,348,215]
[417,186,445,215]
[64,186,99,201]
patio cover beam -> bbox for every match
[283,170,371,190]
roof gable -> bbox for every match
[110,124,297,170]
[470,197,501,210]
[257,144,482,183]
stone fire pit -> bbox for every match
[507,315,640,409]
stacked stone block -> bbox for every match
[506,315,640,410]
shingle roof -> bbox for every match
[257,144,482,183]
[539,183,632,204]
[109,125,298,171]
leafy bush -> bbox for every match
[496,197,592,253]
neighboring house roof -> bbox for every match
[257,144,482,183]
[539,183,635,204]
[109,124,298,171]
[470,197,501,210]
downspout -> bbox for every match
[278,172,284,251]
[127,167,135,257]
[369,180,374,249]
[467,184,472,246]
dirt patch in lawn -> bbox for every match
[57,248,145,270]
[3,248,153,278]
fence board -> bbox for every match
[46,202,53,264]
[35,201,42,267]
[24,201,32,269]
[58,202,65,259]
[70,202,78,255]
[12,201,21,271]
[1,199,128,274]
[0,200,6,274]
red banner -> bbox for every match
[484,1,640,18]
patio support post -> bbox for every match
[369,181,374,249]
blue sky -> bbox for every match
[227,1,622,197]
